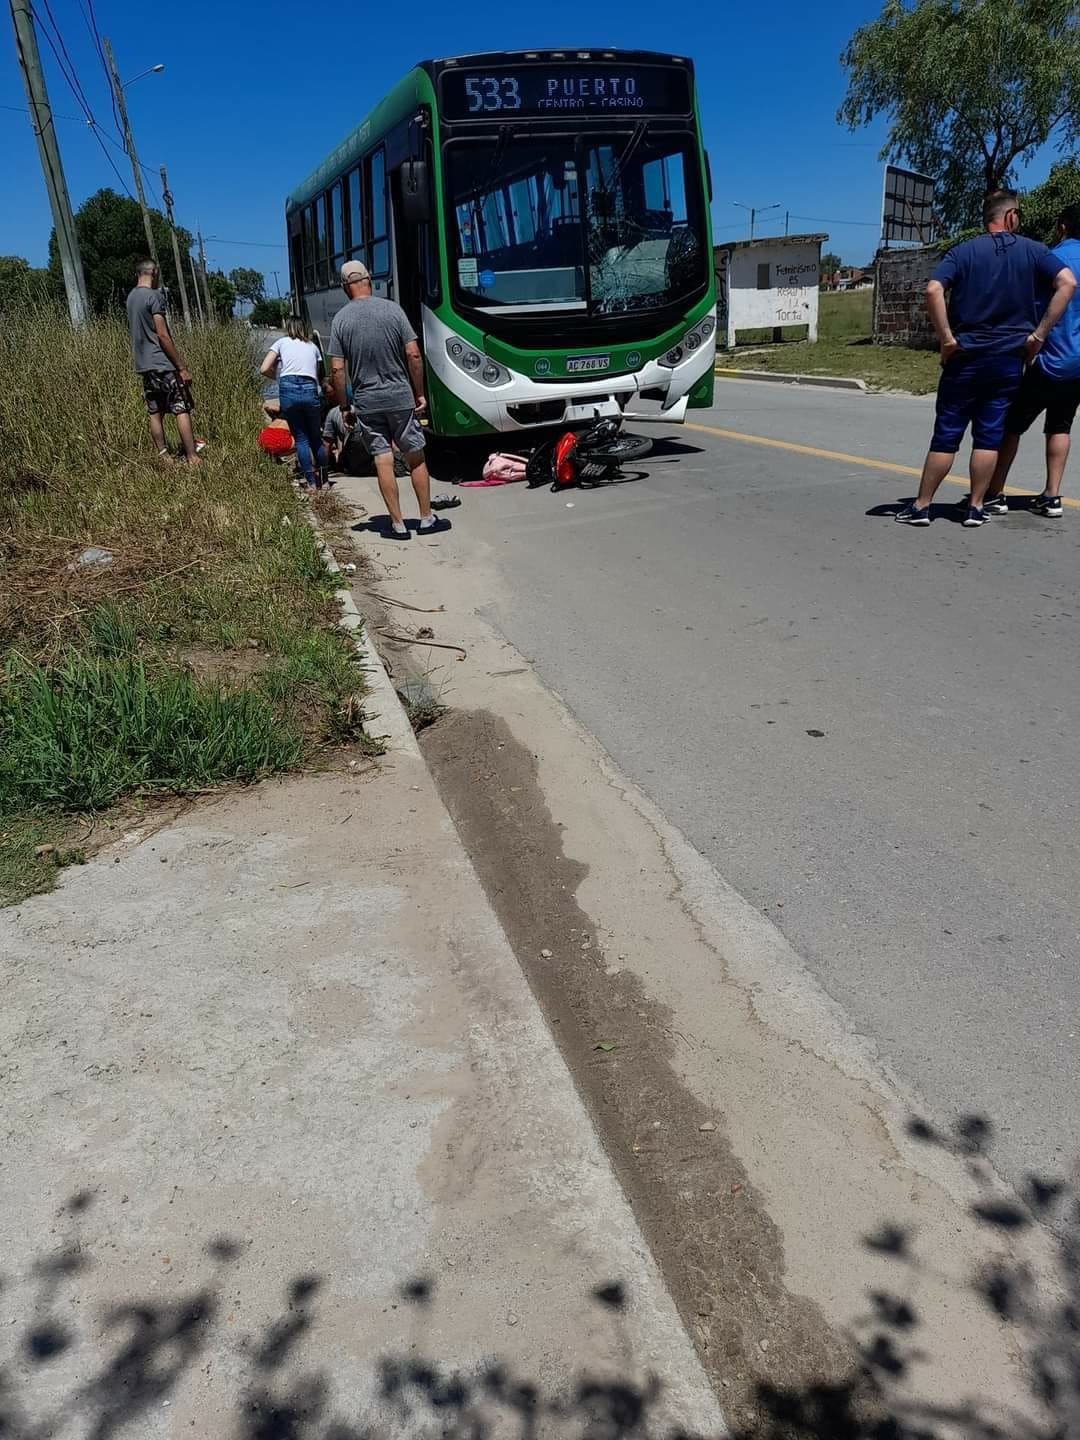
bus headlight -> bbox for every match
[659,316,716,368]
[445,336,509,387]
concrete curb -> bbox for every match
[716,366,867,393]
[313,530,421,759]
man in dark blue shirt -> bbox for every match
[984,203,1080,519]
[895,190,1075,528]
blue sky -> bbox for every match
[0,0,1061,281]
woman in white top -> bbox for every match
[260,317,326,489]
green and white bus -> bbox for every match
[285,49,716,438]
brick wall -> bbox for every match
[873,244,945,349]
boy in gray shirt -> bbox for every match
[328,260,448,539]
[126,259,200,463]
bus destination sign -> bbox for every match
[440,64,692,120]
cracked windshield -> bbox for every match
[448,133,704,315]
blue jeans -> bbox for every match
[278,375,326,485]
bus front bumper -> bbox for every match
[423,308,716,434]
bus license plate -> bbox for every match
[566,355,610,373]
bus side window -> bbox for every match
[368,147,389,279]
[315,194,329,289]
[290,231,304,304]
[348,165,365,264]
[302,204,316,292]
[330,182,345,276]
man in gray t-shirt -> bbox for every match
[125,258,200,463]
[328,260,449,540]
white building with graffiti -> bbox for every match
[714,233,827,348]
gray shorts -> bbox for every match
[354,408,425,458]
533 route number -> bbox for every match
[464,76,522,112]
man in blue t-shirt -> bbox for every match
[983,203,1080,519]
[895,189,1076,528]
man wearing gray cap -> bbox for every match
[328,261,449,539]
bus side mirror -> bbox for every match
[400,160,431,224]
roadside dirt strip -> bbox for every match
[336,478,1053,1437]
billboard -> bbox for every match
[881,165,936,244]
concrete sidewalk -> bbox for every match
[0,708,723,1432]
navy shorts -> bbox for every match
[1004,361,1080,437]
[930,351,1024,453]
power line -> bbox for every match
[94,118,162,193]
[75,0,117,132]
[205,236,286,249]
[30,0,162,206]
[3,98,161,195]
[37,0,95,123]
[26,0,134,198]
[1,98,81,119]
[787,212,880,228]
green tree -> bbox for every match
[1020,158,1080,243]
[0,254,58,309]
[820,251,844,279]
[48,188,194,312]
[228,266,265,307]
[250,297,289,327]
[838,0,1080,230]
[206,270,237,321]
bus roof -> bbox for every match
[286,66,429,212]
[285,48,693,212]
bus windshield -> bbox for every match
[446,129,705,318]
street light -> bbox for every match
[122,63,164,88]
[733,201,780,241]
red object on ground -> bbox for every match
[258,425,294,456]
[553,432,578,487]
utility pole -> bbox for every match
[785,210,790,236]
[9,0,89,326]
[733,201,780,242]
[159,164,191,327]
[197,230,212,319]
[189,252,205,322]
[271,270,281,297]
[103,35,158,269]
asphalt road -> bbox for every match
[443,377,1080,1189]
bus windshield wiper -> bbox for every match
[614,120,648,172]
[480,124,514,196]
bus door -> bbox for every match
[391,114,433,333]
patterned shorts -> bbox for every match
[141,369,194,416]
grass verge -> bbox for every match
[819,288,873,338]
[718,336,940,394]
[0,815,84,908]
[0,304,376,905]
